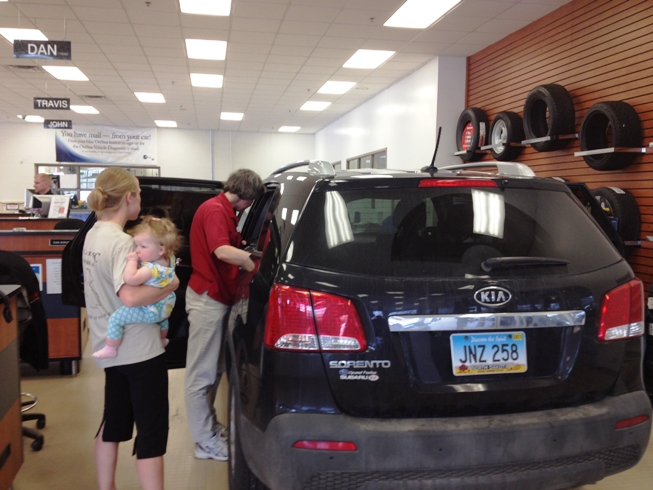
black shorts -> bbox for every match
[101,354,169,459]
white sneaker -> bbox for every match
[194,438,228,461]
[215,423,229,441]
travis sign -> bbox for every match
[34,97,70,110]
[14,40,72,60]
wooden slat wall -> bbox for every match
[466,0,653,290]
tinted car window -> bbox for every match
[288,186,623,277]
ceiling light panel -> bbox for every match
[42,66,89,81]
[135,92,166,103]
[24,115,44,123]
[190,73,224,88]
[221,112,243,121]
[384,0,462,29]
[180,0,231,16]
[155,120,178,127]
[70,105,99,114]
[300,101,331,111]
[278,126,300,133]
[0,28,47,44]
[317,81,356,95]
[185,39,227,60]
[342,50,395,69]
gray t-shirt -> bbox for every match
[83,220,165,368]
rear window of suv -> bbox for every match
[287,184,623,278]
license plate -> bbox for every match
[450,332,527,376]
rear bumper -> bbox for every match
[241,390,652,490]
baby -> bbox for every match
[93,216,182,359]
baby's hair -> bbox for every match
[131,215,183,256]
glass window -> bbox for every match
[373,151,387,169]
[289,185,622,278]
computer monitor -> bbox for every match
[24,188,36,209]
[30,195,54,217]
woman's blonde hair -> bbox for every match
[87,168,139,219]
[130,215,183,256]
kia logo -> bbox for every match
[474,286,512,307]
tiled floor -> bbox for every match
[11,341,653,490]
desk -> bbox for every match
[0,285,23,490]
[0,231,87,374]
[0,217,65,231]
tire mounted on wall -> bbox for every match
[579,101,642,171]
[456,107,488,162]
[523,84,576,152]
[591,187,641,245]
[489,111,525,161]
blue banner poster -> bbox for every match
[55,125,157,164]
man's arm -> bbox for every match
[118,274,180,308]
[215,245,254,272]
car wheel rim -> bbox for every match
[492,120,507,153]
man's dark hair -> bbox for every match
[224,169,265,200]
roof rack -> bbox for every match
[272,160,336,177]
[438,161,535,177]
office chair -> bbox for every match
[53,218,85,230]
[21,392,45,451]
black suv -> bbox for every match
[63,163,652,490]
[226,161,651,490]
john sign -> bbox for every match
[14,40,72,60]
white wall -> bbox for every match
[0,124,314,201]
[315,56,467,170]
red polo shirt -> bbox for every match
[188,193,241,305]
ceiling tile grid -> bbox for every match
[0,0,570,132]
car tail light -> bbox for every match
[292,440,357,451]
[615,414,650,430]
[598,279,644,341]
[264,284,367,352]
[418,179,497,188]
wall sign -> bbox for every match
[44,119,73,129]
[55,125,157,164]
[34,97,70,110]
[14,40,71,60]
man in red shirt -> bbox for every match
[184,169,264,461]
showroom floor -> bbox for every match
[12,342,653,490]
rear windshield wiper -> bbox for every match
[481,256,569,272]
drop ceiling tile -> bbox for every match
[127,10,179,26]
[231,17,282,33]
[70,6,130,23]
[497,3,561,20]
[84,21,135,35]
[274,33,321,47]
[232,1,288,20]
[133,24,183,38]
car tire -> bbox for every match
[579,101,642,171]
[456,107,488,162]
[229,369,269,490]
[489,111,525,161]
[523,84,576,152]
[591,187,641,244]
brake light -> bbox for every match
[418,179,497,188]
[598,279,644,341]
[264,284,367,352]
[292,440,357,451]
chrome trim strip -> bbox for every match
[388,311,586,332]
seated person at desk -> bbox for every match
[34,173,53,195]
